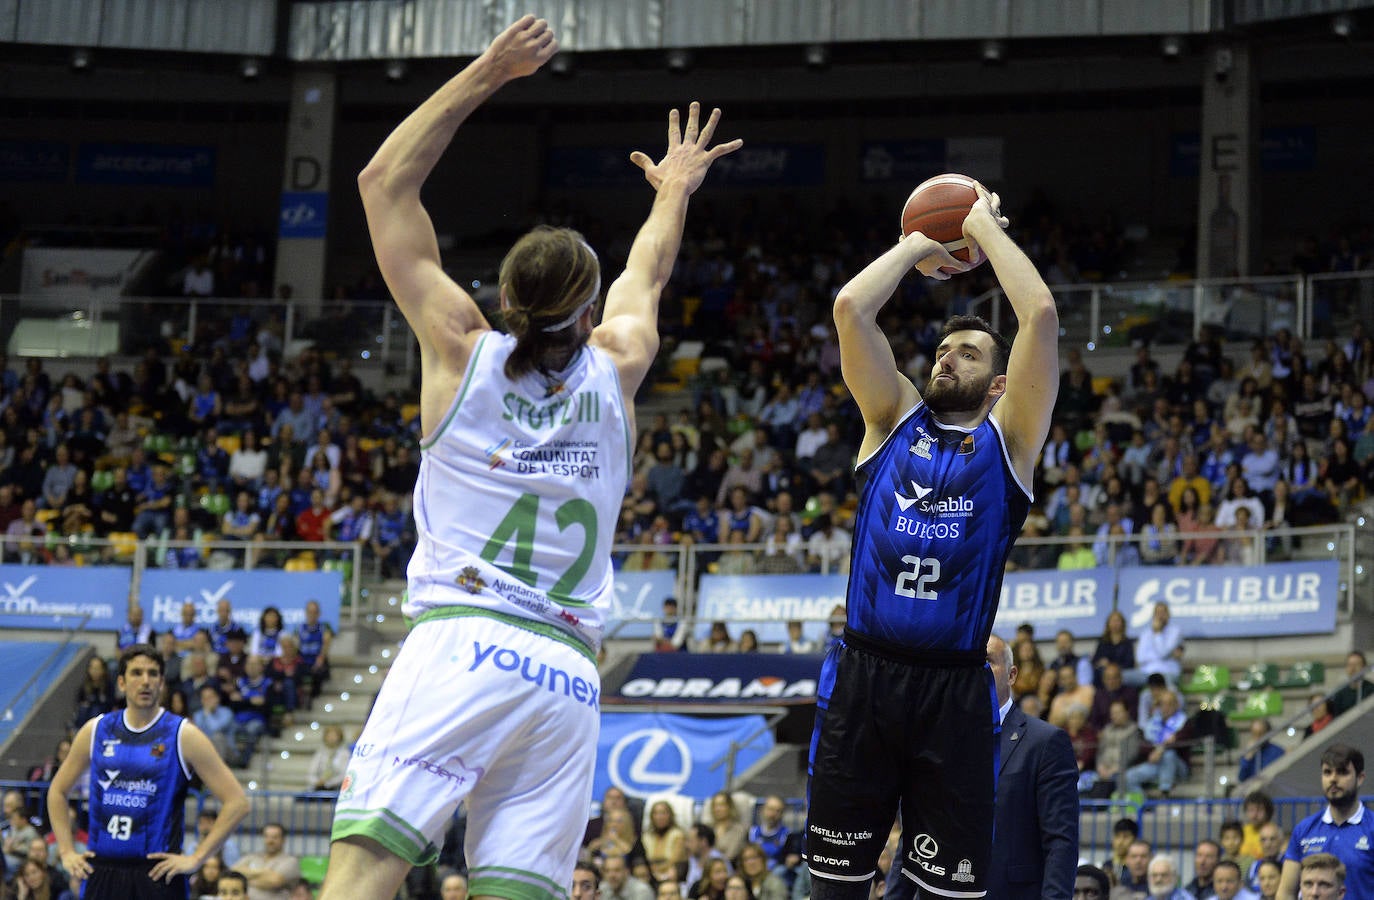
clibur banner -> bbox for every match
[615,652,823,704]
[608,571,678,639]
[991,569,1114,639]
[0,566,132,630]
[1118,560,1339,638]
[695,574,847,644]
[594,712,773,800]
[140,570,343,632]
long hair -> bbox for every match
[499,226,601,379]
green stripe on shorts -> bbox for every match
[470,866,569,900]
[332,807,439,866]
[413,604,596,664]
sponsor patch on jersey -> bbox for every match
[958,434,975,455]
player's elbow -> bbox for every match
[1022,290,1058,327]
[832,290,867,328]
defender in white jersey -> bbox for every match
[320,17,741,900]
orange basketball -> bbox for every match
[900,173,984,267]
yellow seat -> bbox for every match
[109,532,139,559]
[35,509,59,525]
[401,403,421,424]
[358,438,382,452]
[216,434,243,454]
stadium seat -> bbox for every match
[90,469,115,492]
[299,855,328,885]
[1199,693,1236,716]
[34,509,59,526]
[1180,664,1230,694]
[216,434,242,454]
[1278,661,1325,690]
[1237,662,1280,691]
[108,532,139,560]
[401,403,421,424]
[1228,689,1283,722]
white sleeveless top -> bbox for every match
[404,331,631,654]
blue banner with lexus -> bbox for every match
[595,712,774,799]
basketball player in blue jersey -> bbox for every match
[806,184,1059,899]
[45,644,248,900]
[318,15,740,900]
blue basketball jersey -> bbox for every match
[846,401,1031,652]
[88,710,191,859]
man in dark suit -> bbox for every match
[886,633,1079,899]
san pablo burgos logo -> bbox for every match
[893,481,973,518]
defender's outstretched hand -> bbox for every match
[484,14,559,82]
[630,102,743,194]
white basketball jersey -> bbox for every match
[404,331,630,653]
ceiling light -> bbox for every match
[385,59,407,82]
[981,40,1004,64]
[240,57,262,80]
[1332,13,1354,38]
[70,48,91,71]
[1161,35,1182,58]
[804,44,829,69]
[665,48,692,72]
[549,53,573,76]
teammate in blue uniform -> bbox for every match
[45,644,248,900]
[1278,744,1373,900]
[807,183,1059,899]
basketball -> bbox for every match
[900,173,984,266]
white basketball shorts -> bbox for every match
[331,606,600,900]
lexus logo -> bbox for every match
[607,728,692,795]
[913,834,939,860]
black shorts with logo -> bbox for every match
[84,858,188,900]
[806,629,998,896]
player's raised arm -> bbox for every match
[593,103,741,397]
[966,187,1059,487]
[832,235,970,458]
[357,15,558,367]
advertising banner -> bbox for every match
[76,143,216,186]
[279,191,329,239]
[20,248,155,300]
[696,574,847,644]
[139,570,342,632]
[609,570,679,639]
[0,566,131,631]
[594,712,773,799]
[0,140,69,182]
[860,138,1005,183]
[709,143,825,186]
[992,569,1115,640]
[614,652,823,703]
[1117,560,1339,638]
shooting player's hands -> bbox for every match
[962,182,1010,266]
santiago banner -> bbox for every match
[1118,560,1339,638]
[614,652,823,704]
[0,565,131,630]
[696,574,847,644]
[595,712,774,800]
[992,569,1114,640]
[609,571,679,639]
[140,570,342,632]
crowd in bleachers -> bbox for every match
[0,329,420,573]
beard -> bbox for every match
[923,371,993,415]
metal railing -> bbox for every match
[971,269,1374,346]
[604,523,1362,633]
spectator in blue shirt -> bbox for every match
[1238,719,1285,783]
[230,655,272,764]
[1125,690,1192,797]
[130,464,175,538]
[196,427,231,489]
[368,493,412,578]
[194,685,238,765]
[747,796,790,870]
